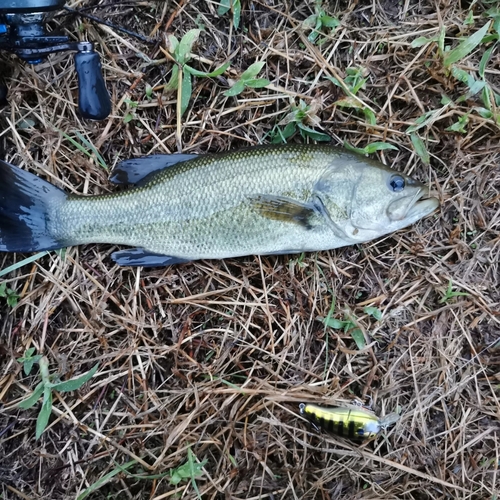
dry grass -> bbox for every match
[1,0,499,498]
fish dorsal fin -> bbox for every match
[110,154,198,185]
[111,248,191,267]
[250,195,320,229]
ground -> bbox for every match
[0,0,499,499]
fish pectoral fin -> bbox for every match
[110,154,199,185]
[111,248,191,267]
[250,195,319,229]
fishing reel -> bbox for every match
[0,0,111,120]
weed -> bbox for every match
[0,282,19,307]
[270,98,330,143]
[217,0,241,29]
[169,447,208,499]
[17,353,98,439]
[410,133,430,165]
[343,141,398,156]
[224,61,270,97]
[165,29,230,116]
[17,347,42,375]
[123,98,139,124]
[303,1,340,44]
[439,280,470,303]
[328,67,377,126]
[322,305,381,350]
[409,18,499,143]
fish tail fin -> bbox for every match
[0,160,68,252]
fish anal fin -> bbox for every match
[110,154,198,185]
[250,195,319,229]
[111,248,191,267]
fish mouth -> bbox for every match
[388,187,439,222]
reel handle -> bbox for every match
[74,43,111,120]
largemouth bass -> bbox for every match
[0,144,439,267]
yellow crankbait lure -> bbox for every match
[299,402,398,441]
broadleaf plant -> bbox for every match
[165,29,230,116]
[224,61,270,97]
[17,353,99,439]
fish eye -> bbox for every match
[389,175,405,192]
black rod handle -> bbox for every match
[74,47,111,120]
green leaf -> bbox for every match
[240,61,266,81]
[23,355,42,376]
[464,10,474,26]
[446,114,469,133]
[297,123,331,141]
[232,0,241,29]
[474,106,493,119]
[60,131,108,171]
[479,44,495,79]
[175,29,201,65]
[327,75,343,88]
[343,141,398,155]
[363,108,377,125]
[410,133,430,165]
[244,78,271,88]
[224,80,246,97]
[363,306,382,321]
[18,382,45,409]
[349,327,366,350]
[167,35,179,54]
[411,34,440,48]
[362,142,398,154]
[441,94,453,105]
[169,453,207,486]
[165,65,180,91]
[123,112,134,124]
[451,65,473,85]
[36,387,53,439]
[321,15,340,29]
[323,317,347,329]
[48,363,99,392]
[184,61,230,78]
[406,108,442,133]
[0,251,49,278]
[18,347,36,360]
[443,21,491,67]
[217,0,231,16]
[77,460,138,500]
[270,122,297,143]
[180,69,192,117]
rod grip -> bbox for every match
[74,50,111,120]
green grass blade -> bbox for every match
[77,460,138,500]
[176,29,201,65]
[49,363,99,392]
[240,61,266,81]
[0,252,49,278]
[36,387,53,439]
[410,133,430,165]
[18,382,44,409]
[443,21,491,67]
[350,327,366,350]
[180,69,192,116]
[185,61,230,78]
[72,131,108,170]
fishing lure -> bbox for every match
[299,402,398,441]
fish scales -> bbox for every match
[52,145,348,258]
